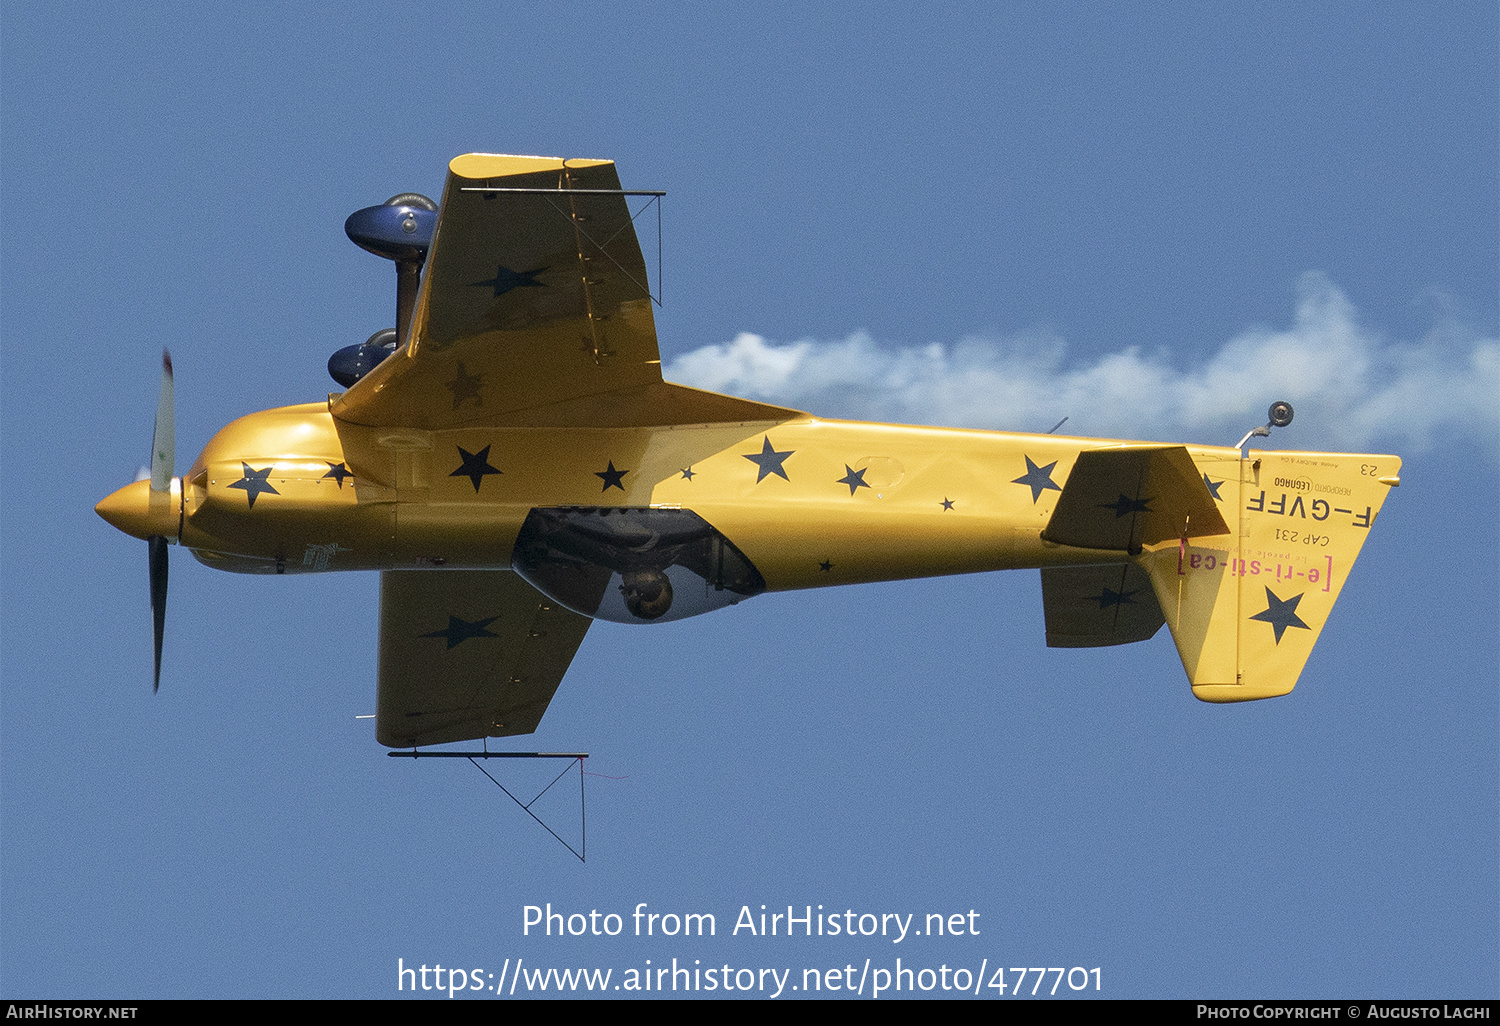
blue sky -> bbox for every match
[3,3,1496,999]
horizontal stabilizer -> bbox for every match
[1042,446,1229,552]
[1041,563,1165,648]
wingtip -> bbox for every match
[448,153,612,180]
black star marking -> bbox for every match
[228,462,280,508]
[446,361,484,410]
[940,497,955,510]
[322,462,352,488]
[470,265,546,297]
[595,461,628,492]
[421,614,500,650]
[818,560,833,572]
[1086,587,1140,609]
[1098,493,1153,518]
[837,465,871,495]
[679,466,696,481]
[450,445,502,492]
[1012,456,1062,503]
[1249,587,1311,644]
[742,436,794,483]
[1203,473,1224,500]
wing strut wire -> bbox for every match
[390,750,589,862]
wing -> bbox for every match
[376,569,591,748]
[334,154,665,430]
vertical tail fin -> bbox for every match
[1137,450,1401,702]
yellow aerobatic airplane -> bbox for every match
[96,154,1401,748]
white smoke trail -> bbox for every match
[665,273,1498,455]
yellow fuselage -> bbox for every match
[102,400,1199,587]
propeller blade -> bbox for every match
[149,349,173,691]
[150,349,174,493]
[149,534,168,692]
